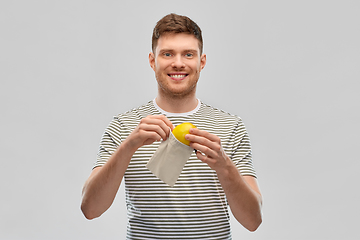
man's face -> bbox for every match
[149,33,206,99]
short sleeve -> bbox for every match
[93,117,123,169]
[229,118,257,178]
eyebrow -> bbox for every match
[159,49,198,54]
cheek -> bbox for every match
[154,61,160,70]
[194,64,202,74]
[156,61,170,72]
[194,61,203,72]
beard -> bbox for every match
[155,72,199,99]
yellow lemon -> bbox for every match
[172,122,197,146]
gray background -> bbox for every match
[1,0,359,239]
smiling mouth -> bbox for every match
[168,74,188,79]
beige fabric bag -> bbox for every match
[146,131,193,187]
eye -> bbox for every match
[163,52,172,57]
[185,53,193,57]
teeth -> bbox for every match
[170,75,187,78]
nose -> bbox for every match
[171,55,185,69]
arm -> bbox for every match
[186,128,263,231]
[81,115,174,220]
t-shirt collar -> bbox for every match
[153,98,201,117]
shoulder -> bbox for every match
[193,102,248,136]
[106,100,156,132]
[114,100,156,121]
[198,101,242,124]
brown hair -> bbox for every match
[152,13,203,55]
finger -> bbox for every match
[145,115,174,137]
[158,115,174,131]
[141,132,161,145]
[186,133,221,153]
[147,115,174,128]
[190,142,217,159]
[139,120,168,141]
[195,150,216,165]
[140,116,171,140]
[189,128,220,142]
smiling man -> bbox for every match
[81,13,262,239]
[150,32,206,102]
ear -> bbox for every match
[200,53,206,71]
[149,52,156,71]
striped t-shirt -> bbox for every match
[94,100,256,240]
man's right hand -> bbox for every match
[126,115,174,151]
[81,115,173,219]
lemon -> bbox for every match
[172,122,197,146]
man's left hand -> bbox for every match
[186,128,232,171]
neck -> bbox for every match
[155,94,198,113]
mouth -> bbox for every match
[168,74,189,80]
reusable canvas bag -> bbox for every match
[146,131,193,187]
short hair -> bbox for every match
[152,13,203,55]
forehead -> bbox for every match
[155,33,200,53]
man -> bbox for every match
[81,13,262,239]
